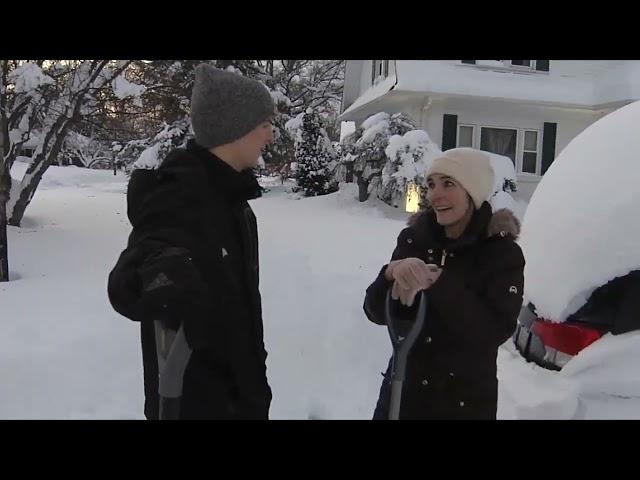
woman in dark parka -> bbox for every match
[364,148,525,420]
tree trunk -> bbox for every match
[8,122,66,227]
[0,72,9,281]
[6,63,96,226]
[8,179,36,227]
[0,192,8,282]
[357,175,369,202]
[8,139,65,227]
[2,60,125,228]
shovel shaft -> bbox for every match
[154,321,193,420]
[385,290,428,420]
[389,379,404,420]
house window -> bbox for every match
[453,121,543,175]
[461,60,550,72]
[522,130,539,174]
[457,125,475,148]
[509,60,551,72]
[18,147,35,157]
[480,126,517,166]
[371,60,389,84]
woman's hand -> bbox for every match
[386,259,442,306]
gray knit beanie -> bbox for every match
[190,64,275,149]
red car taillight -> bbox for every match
[532,320,605,356]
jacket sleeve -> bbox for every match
[127,169,204,256]
[108,169,226,351]
[427,240,525,349]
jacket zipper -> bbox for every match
[440,249,447,267]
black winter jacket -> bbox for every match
[108,140,271,419]
[365,203,525,419]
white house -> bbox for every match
[339,60,640,201]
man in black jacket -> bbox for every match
[108,64,276,419]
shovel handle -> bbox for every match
[385,290,428,420]
[154,321,193,420]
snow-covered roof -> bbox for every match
[341,61,640,117]
[394,61,601,108]
[519,99,640,322]
[340,75,396,119]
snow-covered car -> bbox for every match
[514,271,640,370]
[499,99,640,419]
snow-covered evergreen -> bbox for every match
[294,108,338,197]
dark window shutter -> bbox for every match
[442,114,458,151]
[536,60,550,72]
[461,60,476,64]
[541,122,557,174]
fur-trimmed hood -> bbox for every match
[486,208,521,239]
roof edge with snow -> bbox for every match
[339,75,397,120]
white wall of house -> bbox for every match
[423,96,603,153]
[339,94,606,202]
[346,61,638,113]
[419,96,606,201]
[405,103,423,126]
[441,60,622,78]
[340,60,639,202]
[395,61,640,110]
[359,60,374,95]
[357,60,398,93]
[342,61,364,113]
[551,60,622,77]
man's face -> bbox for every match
[229,117,275,170]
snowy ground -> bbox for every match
[2,167,638,419]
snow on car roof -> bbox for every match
[519,100,640,322]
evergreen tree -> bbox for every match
[294,108,338,197]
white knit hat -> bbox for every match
[426,148,495,209]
